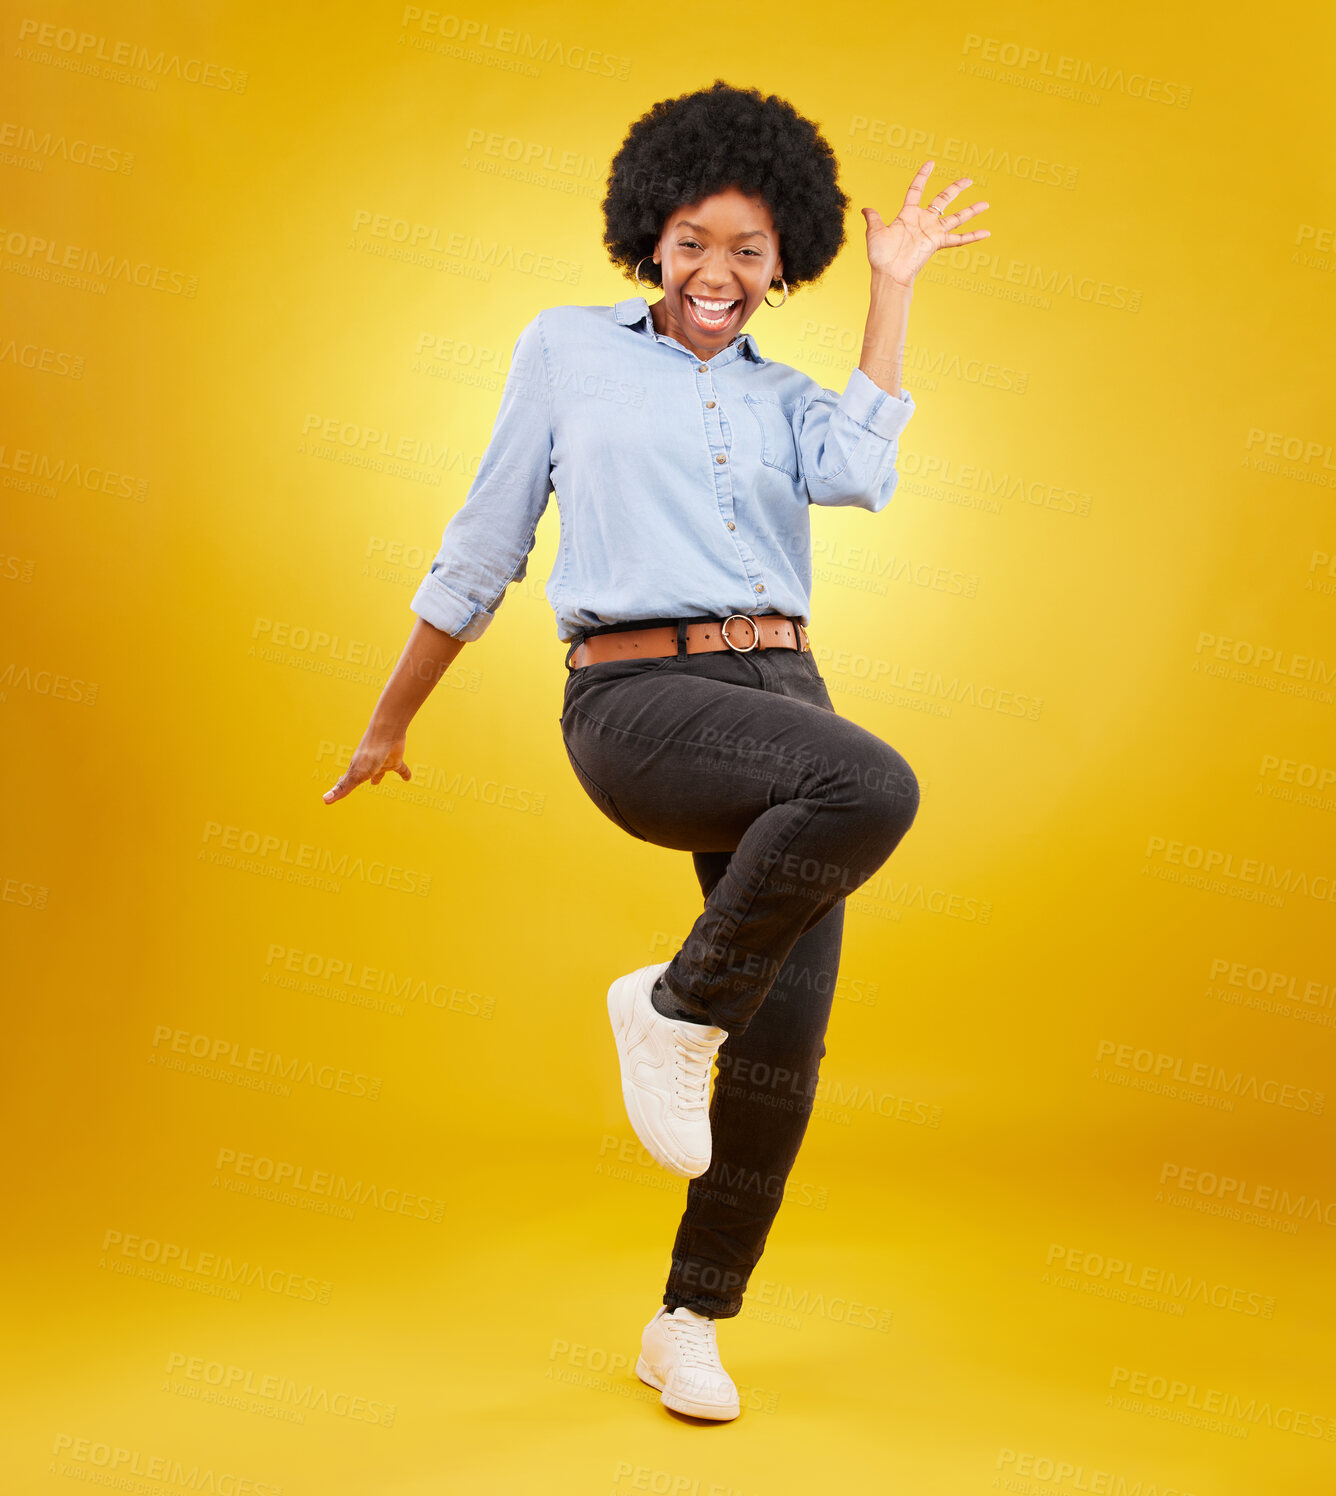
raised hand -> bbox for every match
[860,160,991,288]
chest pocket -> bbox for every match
[744,394,800,480]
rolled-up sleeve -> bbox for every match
[796,366,915,511]
[410,314,553,641]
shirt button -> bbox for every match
[754,583,765,592]
[697,363,709,372]
[715,454,727,464]
[705,400,716,409]
[726,521,736,530]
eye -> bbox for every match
[739,247,761,256]
[679,239,702,249]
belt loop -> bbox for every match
[675,619,688,662]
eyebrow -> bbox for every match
[675,221,769,240]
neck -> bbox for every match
[648,297,735,361]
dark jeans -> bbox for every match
[560,615,920,1318]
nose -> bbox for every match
[695,248,736,293]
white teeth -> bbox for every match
[688,295,737,326]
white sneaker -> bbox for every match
[637,1306,741,1421]
[607,962,728,1178]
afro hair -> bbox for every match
[602,79,849,292]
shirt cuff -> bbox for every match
[838,366,916,441]
[409,573,493,642]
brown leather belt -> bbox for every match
[568,612,810,669]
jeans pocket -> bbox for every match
[561,653,674,725]
[796,648,836,710]
[562,733,648,841]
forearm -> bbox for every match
[370,615,467,731]
[858,273,914,398]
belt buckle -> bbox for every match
[720,614,760,653]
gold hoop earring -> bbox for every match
[634,256,657,293]
[763,277,789,308]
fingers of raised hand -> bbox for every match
[903,159,936,203]
[928,175,978,214]
[939,198,990,231]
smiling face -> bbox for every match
[649,186,783,358]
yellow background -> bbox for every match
[4,2,1334,1491]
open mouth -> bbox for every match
[684,293,741,333]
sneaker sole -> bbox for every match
[607,964,709,1179]
[635,1353,740,1422]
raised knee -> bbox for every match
[804,738,920,844]
[869,750,920,843]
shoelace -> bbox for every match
[665,1312,722,1371]
[672,1029,717,1113]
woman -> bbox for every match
[324,80,989,1422]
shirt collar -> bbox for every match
[614,295,767,364]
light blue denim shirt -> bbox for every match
[409,295,916,643]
